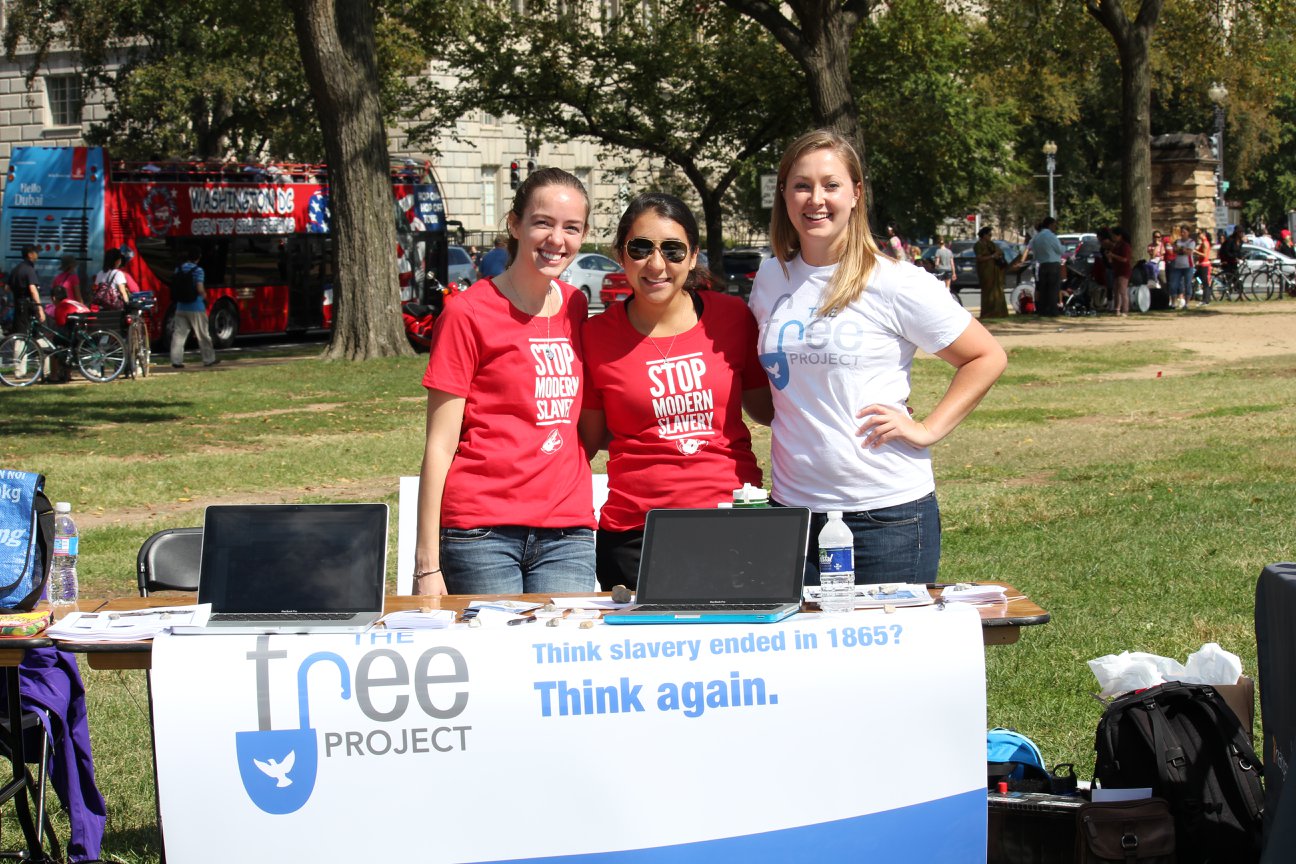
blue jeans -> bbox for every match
[440,526,596,594]
[784,493,942,586]
[1168,267,1192,299]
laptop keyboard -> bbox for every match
[209,612,356,622]
[631,604,788,612]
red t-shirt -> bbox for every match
[1111,240,1133,278]
[582,291,767,532]
[54,298,90,327]
[422,278,593,529]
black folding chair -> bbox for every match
[136,528,202,596]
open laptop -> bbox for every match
[181,503,388,634]
[603,506,810,625]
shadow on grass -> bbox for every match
[0,398,192,436]
[101,823,163,862]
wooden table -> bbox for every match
[60,585,1049,670]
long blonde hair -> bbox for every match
[769,129,882,317]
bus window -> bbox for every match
[231,237,285,287]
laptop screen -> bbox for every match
[199,504,388,613]
[636,507,810,604]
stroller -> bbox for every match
[1062,239,1103,316]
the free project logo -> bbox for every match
[235,641,349,815]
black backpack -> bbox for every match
[1094,681,1264,864]
[171,265,199,304]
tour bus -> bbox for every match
[1,146,449,347]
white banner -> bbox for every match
[152,606,988,862]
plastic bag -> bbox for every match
[1087,643,1242,698]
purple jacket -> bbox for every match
[3,647,107,862]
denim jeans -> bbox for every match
[783,492,942,586]
[440,526,596,594]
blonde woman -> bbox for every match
[748,129,1007,584]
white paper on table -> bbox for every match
[47,604,212,642]
[937,584,1008,603]
[380,610,456,630]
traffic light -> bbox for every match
[526,159,536,176]
[509,161,520,190]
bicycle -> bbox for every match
[1211,267,1248,302]
[0,311,128,387]
[1242,259,1294,301]
[124,294,156,378]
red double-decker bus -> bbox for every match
[2,146,449,347]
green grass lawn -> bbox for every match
[1,313,1294,862]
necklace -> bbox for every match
[499,275,558,358]
[629,292,696,363]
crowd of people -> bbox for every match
[412,129,1007,595]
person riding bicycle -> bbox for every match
[1218,226,1244,278]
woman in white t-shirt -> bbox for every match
[91,249,130,310]
[749,129,1007,584]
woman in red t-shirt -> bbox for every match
[1109,226,1133,316]
[414,168,596,596]
[579,193,773,589]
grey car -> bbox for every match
[447,245,479,287]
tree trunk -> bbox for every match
[721,0,876,226]
[1118,30,1153,254]
[1087,0,1163,257]
[286,0,411,359]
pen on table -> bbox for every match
[507,614,538,626]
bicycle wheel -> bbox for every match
[76,329,127,382]
[131,322,150,378]
[0,334,43,387]
[1244,269,1274,301]
[1210,275,1228,302]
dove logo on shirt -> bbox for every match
[758,293,868,389]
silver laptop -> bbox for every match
[184,503,388,634]
[603,507,810,625]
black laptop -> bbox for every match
[184,503,388,634]
[603,506,810,625]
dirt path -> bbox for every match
[983,303,1296,365]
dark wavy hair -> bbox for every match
[613,192,703,291]
[506,167,589,263]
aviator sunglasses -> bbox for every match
[625,237,690,263]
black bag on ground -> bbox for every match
[1094,681,1264,864]
[1076,797,1176,863]
[171,265,199,304]
[0,469,55,610]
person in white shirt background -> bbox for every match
[748,128,1007,585]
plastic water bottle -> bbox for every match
[817,511,855,614]
[50,501,79,605]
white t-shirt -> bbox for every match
[748,254,972,512]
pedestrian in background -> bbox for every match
[1109,227,1133,317]
[169,247,219,368]
[477,234,509,279]
[1194,229,1213,306]
[1028,217,1064,316]
[7,244,45,329]
[52,254,82,307]
[933,237,955,300]
[973,226,1009,319]
[1170,224,1196,310]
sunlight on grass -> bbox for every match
[2,323,1295,861]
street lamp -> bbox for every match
[1209,82,1228,231]
[1042,141,1058,219]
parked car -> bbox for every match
[720,247,772,298]
[1057,233,1097,265]
[600,271,631,305]
[1236,243,1296,296]
[561,253,622,301]
[447,245,479,287]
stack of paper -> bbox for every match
[46,604,211,642]
[802,583,934,609]
[937,583,1008,603]
[380,610,455,630]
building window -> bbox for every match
[45,75,83,127]
[481,110,498,127]
[482,167,498,231]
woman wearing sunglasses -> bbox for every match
[580,193,772,589]
[749,129,1006,584]
[414,167,596,596]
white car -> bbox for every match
[561,253,622,302]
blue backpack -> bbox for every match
[988,727,1048,782]
[0,470,54,610]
